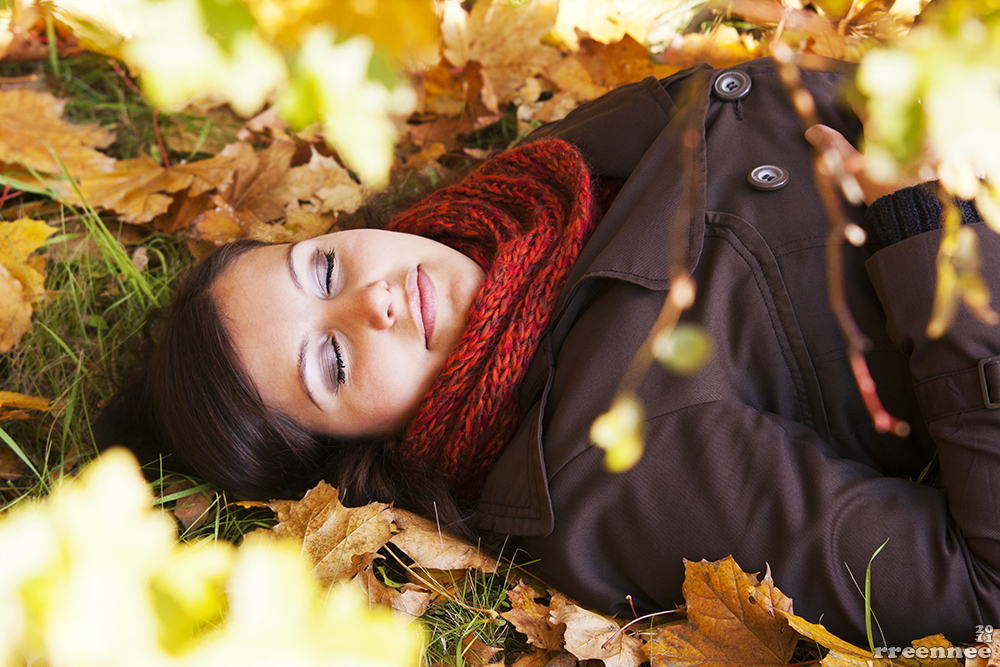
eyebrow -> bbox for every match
[287,242,322,410]
[286,241,302,291]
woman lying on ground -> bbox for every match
[96,56,1000,646]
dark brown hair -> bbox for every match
[95,238,469,532]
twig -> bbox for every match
[601,608,684,648]
[152,109,170,169]
[772,43,910,436]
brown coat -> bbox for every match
[472,57,1000,645]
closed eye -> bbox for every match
[324,250,336,294]
[330,335,346,386]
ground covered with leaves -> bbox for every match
[2,0,1000,665]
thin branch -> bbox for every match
[772,43,910,436]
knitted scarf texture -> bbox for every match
[387,138,596,498]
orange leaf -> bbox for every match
[263,482,395,586]
[0,89,115,175]
[776,611,881,667]
[501,581,566,651]
[62,153,239,224]
[646,556,797,667]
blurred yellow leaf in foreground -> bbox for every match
[0,449,424,667]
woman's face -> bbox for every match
[212,229,485,439]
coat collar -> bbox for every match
[472,67,715,537]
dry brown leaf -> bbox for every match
[501,581,566,651]
[0,443,27,481]
[417,61,502,138]
[460,632,502,667]
[60,153,239,224]
[0,89,114,175]
[187,141,359,246]
[388,507,497,573]
[163,481,216,532]
[646,557,797,667]
[546,36,679,103]
[264,482,396,586]
[245,212,331,246]
[889,634,965,667]
[0,390,51,421]
[776,610,884,667]
[550,593,645,667]
[353,552,432,621]
[964,635,999,667]
[544,652,578,667]
[162,105,245,156]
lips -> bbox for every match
[416,267,436,347]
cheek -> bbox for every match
[355,342,440,430]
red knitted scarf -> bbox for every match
[387,138,596,498]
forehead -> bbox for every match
[211,243,301,398]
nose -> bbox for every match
[341,279,393,330]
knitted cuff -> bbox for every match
[865,182,983,248]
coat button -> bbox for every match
[748,165,789,191]
[713,70,751,101]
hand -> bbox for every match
[804,124,925,206]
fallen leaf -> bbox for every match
[0,217,58,297]
[777,610,883,667]
[0,89,115,175]
[418,61,502,136]
[460,632,502,667]
[388,507,497,573]
[0,217,57,352]
[353,552,432,621]
[546,36,679,102]
[0,262,31,352]
[162,105,245,156]
[0,390,51,421]
[0,443,27,481]
[550,593,645,667]
[163,481,216,532]
[187,141,359,246]
[60,152,239,224]
[962,634,998,667]
[655,24,764,70]
[894,634,965,667]
[264,482,396,586]
[456,0,562,104]
[501,581,566,651]
[646,557,797,667]
[543,652,578,667]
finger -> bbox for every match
[805,124,864,174]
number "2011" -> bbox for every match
[976,625,994,642]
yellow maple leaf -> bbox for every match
[0,217,57,352]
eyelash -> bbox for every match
[318,248,345,386]
[323,250,336,294]
[330,336,346,386]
